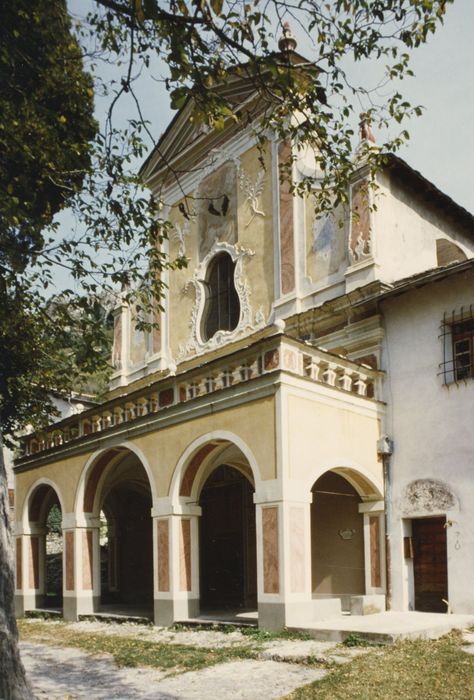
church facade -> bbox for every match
[13,74,474,628]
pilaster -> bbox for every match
[152,501,201,626]
[255,492,314,630]
[62,516,100,621]
[14,526,46,615]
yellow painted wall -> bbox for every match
[15,450,95,522]
[237,144,274,320]
[133,394,276,495]
[167,197,199,358]
[166,143,275,359]
[15,395,276,521]
[286,392,382,491]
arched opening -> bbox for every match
[86,449,154,618]
[311,471,365,608]
[199,464,257,612]
[45,501,63,608]
[436,238,467,267]
[27,484,63,612]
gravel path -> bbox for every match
[67,619,253,648]
[21,641,327,700]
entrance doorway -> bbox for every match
[412,516,448,612]
[101,487,153,608]
[199,465,256,610]
[92,451,154,616]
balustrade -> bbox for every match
[22,340,379,458]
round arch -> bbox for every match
[23,478,65,532]
[75,443,155,614]
[170,430,263,505]
[23,478,65,612]
[74,441,158,520]
[304,461,383,502]
[309,465,383,606]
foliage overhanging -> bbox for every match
[0,0,453,441]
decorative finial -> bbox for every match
[278,21,297,53]
[359,113,376,144]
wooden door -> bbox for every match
[412,517,448,613]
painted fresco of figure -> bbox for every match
[198,160,238,260]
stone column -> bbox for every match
[14,525,46,615]
[152,501,201,626]
[62,514,101,621]
[256,492,315,630]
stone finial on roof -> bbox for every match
[359,113,376,144]
[278,21,297,53]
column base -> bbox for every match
[350,594,386,615]
[154,597,199,626]
[258,598,343,630]
[15,594,25,617]
[63,595,100,621]
[15,593,46,616]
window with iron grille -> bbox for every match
[440,306,474,384]
[452,318,474,380]
[202,252,240,341]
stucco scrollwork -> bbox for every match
[178,241,263,360]
[402,479,456,515]
[170,219,192,258]
[239,168,266,227]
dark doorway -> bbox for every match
[412,517,448,612]
[101,486,153,608]
[200,465,256,610]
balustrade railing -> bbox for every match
[22,339,379,458]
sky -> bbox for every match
[101,0,474,210]
[387,0,474,213]
[57,0,474,293]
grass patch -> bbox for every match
[240,627,313,642]
[170,622,241,635]
[285,631,474,700]
[341,633,375,648]
[18,619,256,675]
[169,622,313,642]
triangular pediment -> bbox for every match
[141,78,260,186]
[141,51,311,186]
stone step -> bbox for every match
[78,612,152,625]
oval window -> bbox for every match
[202,252,240,341]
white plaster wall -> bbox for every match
[373,170,474,284]
[381,268,474,612]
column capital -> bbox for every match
[358,499,385,513]
[152,499,202,517]
[68,518,101,529]
[254,479,312,505]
